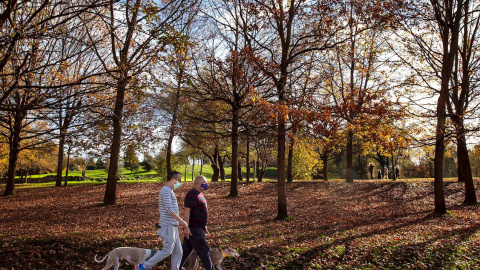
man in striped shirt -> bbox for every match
[140,171,188,270]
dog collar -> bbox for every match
[150,249,155,258]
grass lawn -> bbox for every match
[2,166,279,189]
[0,180,479,269]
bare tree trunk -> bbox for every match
[322,151,329,181]
[346,131,354,183]
[434,92,447,214]
[64,143,71,187]
[455,119,477,204]
[392,152,396,181]
[246,137,250,184]
[5,143,19,196]
[4,112,25,196]
[56,130,66,187]
[228,109,239,197]
[219,155,226,180]
[276,116,288,219]
[258,160,266,183]
[238,160,243,181]
[253,159,257,183]
[166,69,183,174]
[210,147,220,182]
[104,78,127,205]
[287,137,294,183]
[191,155,195,181]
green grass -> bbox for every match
[2,165,279,189]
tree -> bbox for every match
[318,0,404,183]
[185,0,267,196]
[447,0,479,204]
[242,0,346,219]
[399,0,466,214]
[124,144,139,172]
[0,0,106,195]
[85,0,199,205]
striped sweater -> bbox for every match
[158,185,179,226]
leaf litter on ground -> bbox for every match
[0,179,479,269]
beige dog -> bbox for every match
[95,247,156,270]
[186,248,240,270]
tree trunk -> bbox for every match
[104,79,127,205]
[64,144,71,187]
[238,160,243,181]
[5,142,19,195]
[276,116,288,219]
[210,147,219,182]
[346,131,354,183]
[433,92,447,214]
[228,109,239,197]
[56,130,66,187]
[287,137,294,183]
[4,112,24,196]
[184,165,187,182]
[200,155,204,175]
[258,161,266,183]
[253,159,257,183]
[191,155,195,181]
[392,152,396,181]
[219,155,226,181]
[211,163,220,182]
[246,137,250,184]
[455,118,477,204]
[322,151,329,181]
[166,69,183,174]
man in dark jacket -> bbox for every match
[179,175,213,270]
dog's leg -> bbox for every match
[193,257,199,270]
[216,265,223,270]
[113,257,120,270]
[103,257,114,270]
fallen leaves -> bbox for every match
[0,180,479,269]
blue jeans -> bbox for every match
[179,227,213,270]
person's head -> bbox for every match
[167,171,182,189]
[194,175,208,192]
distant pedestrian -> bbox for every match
[377,169,382,180]
[395,165,400,179]
[383,165,388,179]
[368,163,375,180]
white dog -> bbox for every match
[95,247,156,270]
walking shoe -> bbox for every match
[138,264,146,270]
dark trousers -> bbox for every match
[179,226,213,270]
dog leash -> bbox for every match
[208,231,226,258]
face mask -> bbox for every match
[200,182,208,191]
[173,181,182,189]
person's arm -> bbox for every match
[170,212,188,229]
[183,207,192,238]
[184,207,191,225]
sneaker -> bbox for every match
[138,264,146,270]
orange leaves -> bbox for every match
[1,181,479,269]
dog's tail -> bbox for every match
[94,252,110,263]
